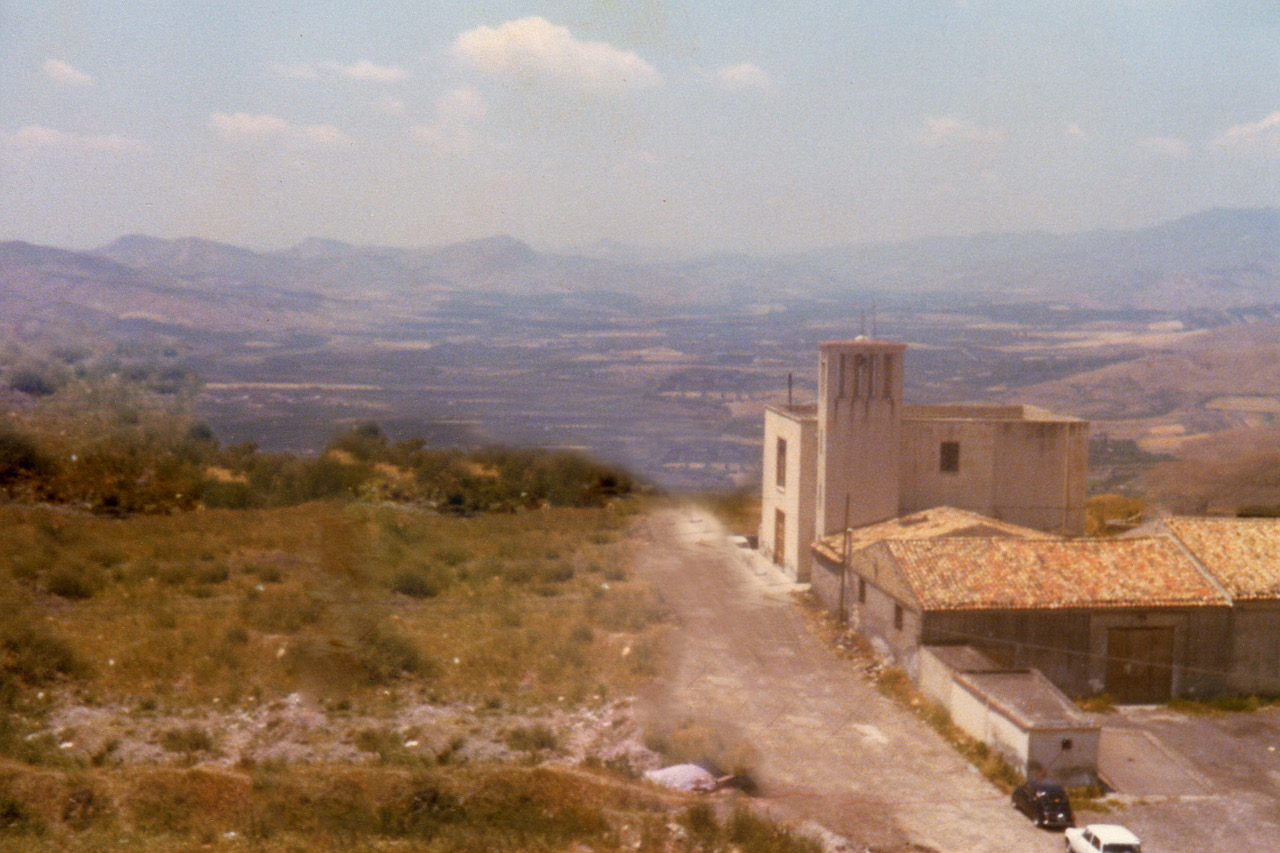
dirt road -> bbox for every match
[634,505,1059,853]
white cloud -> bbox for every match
[713,63,774,94]
[410,88,487,153]
[3,124,139,152]
[44,59,92,87]
[1137,136,1189,158]
[209,112,353,147]
[325,60,408,83]
[452,16,660,91]
[1210,111,1280,155]
[917,116,1006,148]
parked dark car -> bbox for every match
[1011,780,1074,829]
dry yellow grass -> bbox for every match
[0,499,665,709]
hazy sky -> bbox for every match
[2,1,1278,254]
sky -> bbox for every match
[1,1,1278,255]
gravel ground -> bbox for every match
[1091,704,1280,851]
[36,693,663,774]
[633,504,1061,853]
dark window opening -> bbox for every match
[776,438,787,489]
[858,577,866,604]
[1061,738,1073,751]
[940,441,960,473]
[893,603,904,630]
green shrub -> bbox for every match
[505,725,558,754]
[728,807,822,853]
[0,428,52,487]
[8,367,61,397]
[160,726,218,755]
[0,615,89,688]
[45,567,95,600]
[354,728,423,766]
[354,621,434,685]
[390,568,442,599]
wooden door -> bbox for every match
[773,509,785,566]
[1105,626,1175,703]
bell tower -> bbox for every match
[815,338,905,536]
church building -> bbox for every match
[759,337,1089,581]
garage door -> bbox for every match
[1105,626,1175,703]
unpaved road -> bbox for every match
[634,505,1059,852]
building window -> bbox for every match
[776,438,787,489]
[1061,738,1073,751]
[857,577,866,604]
[939,441,960,473]
[893,603,904,630]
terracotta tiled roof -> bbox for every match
[811,506,1054,562]
[1164,517,1280,601]
[886,537,1229,611]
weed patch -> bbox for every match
[159,726,218,757]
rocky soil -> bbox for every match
[35,692,663,773]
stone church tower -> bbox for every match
[815,338,906,536]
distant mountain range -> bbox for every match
[3,207,1279,338]
[4,207,1280,489]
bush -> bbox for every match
[284,619,434,691]
[0,428,52,487]
[505,725,558,754]
[8,367,61,397]
[160,725,218,756]
[390,568,442,599]
[354,621,434,685]
[0,615,89,689]
[45,567,96,600]
[728,807,822,853]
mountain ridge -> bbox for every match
[0,207,1274,335]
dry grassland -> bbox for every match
[0,499,831,851]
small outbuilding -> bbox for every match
[920,646,1100,786]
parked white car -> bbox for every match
[1065,823,1141,853]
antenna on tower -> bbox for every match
[870,301,878,339]
[787,372,793,408]
[858,309,867,338]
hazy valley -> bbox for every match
[4,207,1280,501]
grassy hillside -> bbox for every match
[0,348,820,851]
[0,500,823,852]
[0,501,661,709]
